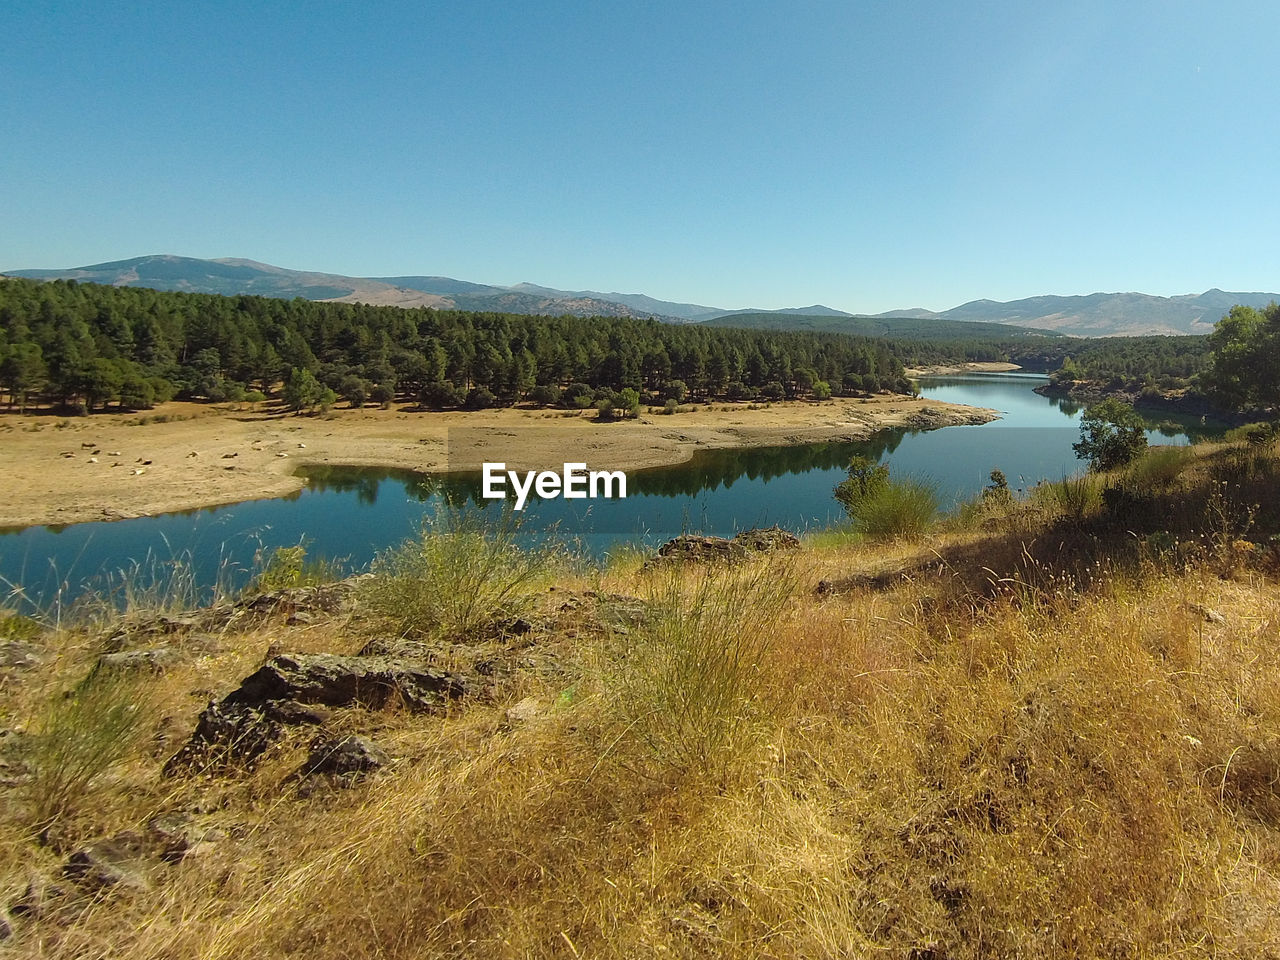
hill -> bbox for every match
[7,255,1278,336]
[703,312,1064,340]
[907,289,1280,337]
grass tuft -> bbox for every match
[360,506,559,640]
[25,669,151,835]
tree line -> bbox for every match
[0,278,915,413]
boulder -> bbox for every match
[62,837,151,893]
[643,535,750,569]
[146,813,227,863]
[301,734,389,779]
[643,527,801,569]
[0,640,47,673]
[732,526,801,553]
[226,653,471,712]
[166,653,470,775]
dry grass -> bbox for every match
[7,441,1280,957]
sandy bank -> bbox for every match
[904,361,1023,377]
[0,395,998,529]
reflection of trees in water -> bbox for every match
[630,430,915,499]
[298,435,925,509]
[1045,395,1083,417]
[299,465,488,508]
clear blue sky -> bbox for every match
[4,0,1278,313]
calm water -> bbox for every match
[0,374,1221,609]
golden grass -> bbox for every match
[7,441,1280,957]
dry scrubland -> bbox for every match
[5,438,1280,957]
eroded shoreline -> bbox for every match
[0,395,999,530]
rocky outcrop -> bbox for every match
[642,526,801,569]
[165,653,471,775]
[226,653,471,711]
[300,734,389,780]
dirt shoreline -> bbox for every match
[903,361,1023,377]
[0,395,999,529]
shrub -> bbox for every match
[833,455,889,514]
[1126,446,1194,490]
[249,542,343,593]
[420,380,464,410]
[1224,421,1278,445]
[527,384,558,407]
[27,670,150,832]
[462,386,496,410]
[848,477,939,541]
[1040,473,1103,521]
[982,468,1014,506]
[560,383,593,408]
[610,561,796,778]
[360,508,555,641]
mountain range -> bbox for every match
[6,254,1278,338]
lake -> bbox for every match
[0,374,1220,611]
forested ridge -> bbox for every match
[0,278,914,413]
[0,276,1249,416]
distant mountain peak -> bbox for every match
[6,254,1278,336]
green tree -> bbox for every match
[338,374,369,408]
[283,366,325,413]
[618,387,641,418]
[1073,398,1148,470]
[1202,303,1280,409]
[1,341,46,412]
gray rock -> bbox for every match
[642,527,801,570]
[147,813,227,862]
[166,653,469,775]
[9,877,79,922]
[505,697,542,725]
[227,653,471,712]
[63,838,150,893]
[302,734,389,779]
[643,535,750,569]
[163,700,289,774]
[0,640,47,672]
[732,526,801,553]
[96,647,179,673]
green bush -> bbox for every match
[833,456,889,513]
[850,478,939,541]
[360,508,555,641]
[1038,473,1103,521]
[250,542,343,593]
[1125,446,1194,490]
[834,456,936,540]
[1224,421,1278,445]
